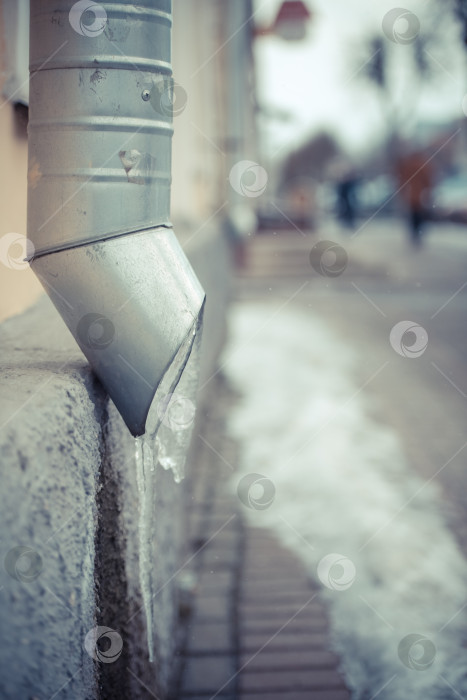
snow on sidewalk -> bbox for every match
[223,302,467,700]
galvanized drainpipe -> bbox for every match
[27,0,205,436]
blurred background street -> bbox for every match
[175,217,467,699]
[235,216,467,542]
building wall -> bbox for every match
[172,0,258,230]
[172,0,225,227]
[0,0,43,323]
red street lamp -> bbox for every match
[254,1,312,41]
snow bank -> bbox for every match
[224,302,467,700]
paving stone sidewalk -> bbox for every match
[171,376,351,700]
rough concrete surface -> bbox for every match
[0,296,104,699]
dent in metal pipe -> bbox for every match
[27,0,205,436]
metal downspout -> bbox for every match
[27,0,205,436]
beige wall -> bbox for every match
[171,0,226,229]
[171,0,259,234]
[0,1,43,323]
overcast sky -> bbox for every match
[253,0,466,160]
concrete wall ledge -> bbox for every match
[0,296,103,699]
[0,225,232,699]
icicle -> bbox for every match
[134,435,156,662]
[133,308,203,662]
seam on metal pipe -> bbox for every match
[29,117,174,134]
[30,59,173,74]
[28,224,174,262]
[30,5,172,22]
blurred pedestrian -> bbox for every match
[336,175,358,229]
[396,151,433,247]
